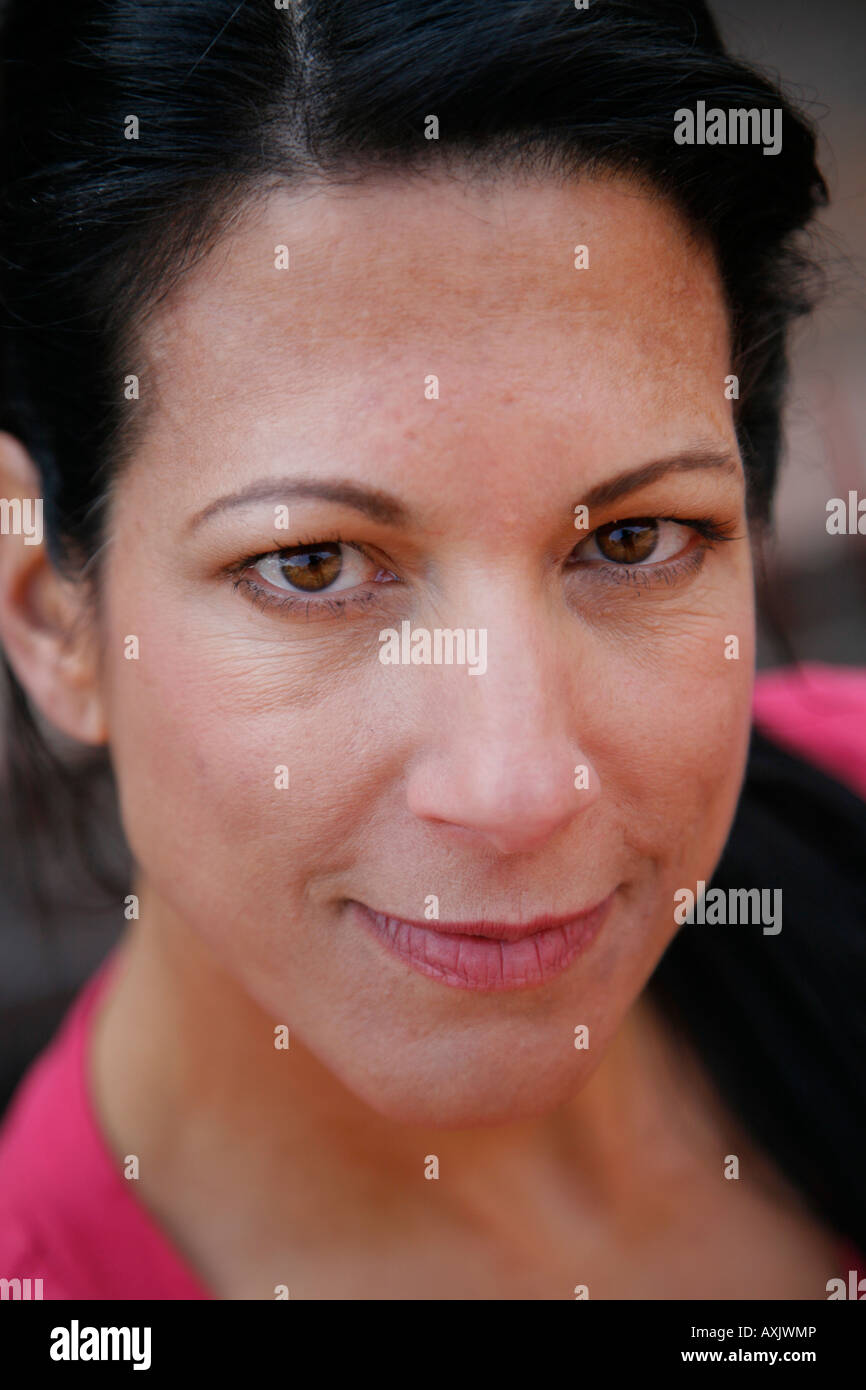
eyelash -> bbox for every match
[227,517,739,618]
[228,532,386,620]
[568,516,739,588]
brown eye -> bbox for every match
[594,519,659,564]
[248,540,395,602]
[277,543,343,592]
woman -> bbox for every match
[0,0,863,1300]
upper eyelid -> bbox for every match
[582,515,703,534]
[246,516,719,558]
[571,516,721,554]
[229,534,372,573]
[250,534,356,560]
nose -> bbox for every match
[402,610,600,855]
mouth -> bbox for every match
[348,893,615,992]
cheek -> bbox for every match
[592,593,756,899]
[564,600,756,1054]
[101,611,373,940]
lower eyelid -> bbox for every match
[584,543,709,587]
[234,573,386,616]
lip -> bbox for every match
[349,893,615,992]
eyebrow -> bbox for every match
[579,447,741,511]
[186,447,741,533]
[187,477,411,532]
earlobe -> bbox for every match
[0,431,107,747]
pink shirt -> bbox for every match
[0,948,210,1300]
[1,662,864,1300]
[751,662,866,797]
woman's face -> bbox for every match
[96,170,754,1125]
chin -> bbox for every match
[334,1053,597,1129]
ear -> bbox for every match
[0,431,107,745]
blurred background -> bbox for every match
[716,0,866,668]
[1,0,864,1111]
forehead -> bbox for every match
[131,171,734,506]
[144,169,728,375]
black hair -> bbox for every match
[2,0,861,1267]
[0,0,829,560]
